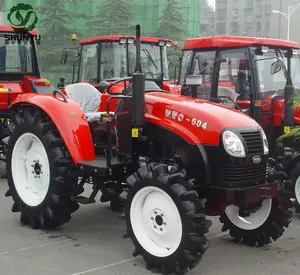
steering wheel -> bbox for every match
[105,77,133,95]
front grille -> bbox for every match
[220,163,267,185]
[239,130,263,155]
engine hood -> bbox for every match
[144,92,260,145]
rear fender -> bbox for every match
[10,93,96,165]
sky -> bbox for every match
[207,0,215,10]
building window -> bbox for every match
[231,22,239,33]
[246,0,252,6]
[216,23,226,34]
[217,8,226,19]
[265,4,271,15]
[257,22,261,31]
[265,21,270,31]
[232,9,238,17]
[245,8,252,16]
[200,24,208,33]
[256,6,262,15]
[244,22,252,32]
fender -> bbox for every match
[10,93,96,165]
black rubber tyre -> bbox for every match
[123,163,212,274]
[219,178,293,247]
[288,162,300,213]
[5,107,79,230]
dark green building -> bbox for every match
[4,0,200,39]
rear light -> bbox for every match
[158,40,165,46]
[34,81,51,86]
[0,88,10,93]
[166,41,172,47]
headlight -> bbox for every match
[260,127,269,155]
[222,130,245,157]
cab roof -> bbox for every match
[79,35,176,45]
[0,24,38,36]
[182,36,300,50]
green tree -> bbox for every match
[156,0,188,81]
[156,0,188,42]
[278,94,300,141]
[85,0,134,36]
[35,0,84,73]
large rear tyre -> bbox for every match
[219,182,293,247]
[124,163,211,274]
[6,107,79,230]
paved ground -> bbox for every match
[1,161,300,275]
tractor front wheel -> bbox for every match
[6,107,79,230]
[219,186,293,246]
[124,163,212,274]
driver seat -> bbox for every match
[64,82,114,120]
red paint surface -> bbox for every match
[79,35,176,45]
[11,94,96,164]
[0,24,38,35]
[182,36,300,50]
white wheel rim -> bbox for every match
[295,176,300,204]
[225,199,272,230]
[130,186,182,257]
[11,133,50,207]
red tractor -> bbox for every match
[4,26,293,274]
[0,24,55,161]
[176,35,300,214]
[58,34,181,95]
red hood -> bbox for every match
[144,92,260,145]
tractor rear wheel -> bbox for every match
[289,162,300,213]
[219,181,293,247]
[124,163,211,274]
[6,107,79,230]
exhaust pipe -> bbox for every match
[132,24,145,127]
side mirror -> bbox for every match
[271,60,283,75]
[60,76,66,82]
[98,80,109,93]
[186,75,203,86]
[61,51,68,64]
[57,76,66,89]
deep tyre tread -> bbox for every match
[6,107,79,230]
[124,162,211,274]
[288,162,300,213]
[219,181,293,247]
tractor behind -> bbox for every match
[0,24,55,159]
[58,34,181,97]
[4,26,294,274]
[176,35,300,213]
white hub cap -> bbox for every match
[130,186,182,257]
[11,133,50,207]
[225,198,272,230]
[295,176,300,204]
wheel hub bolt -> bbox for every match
[160,228,163,231]
[151,217,154,220]
[154,225,157,229]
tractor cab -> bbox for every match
[59,35,180,94]
[178,36,300,153]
